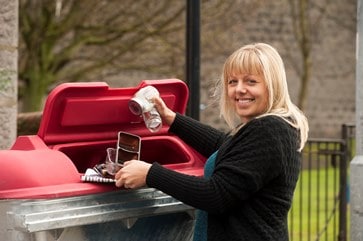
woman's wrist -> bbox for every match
[164,110,176,126]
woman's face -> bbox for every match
[227,73,269,123]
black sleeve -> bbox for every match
[169,113,228,158]
[146,116,293,214]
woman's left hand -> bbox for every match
[114,160,152,189]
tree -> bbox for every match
[284,0,356,110]
[19,0,186,112]
[285,0,313,110]
[18,0,275,114]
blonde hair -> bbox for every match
[218,43,309,151]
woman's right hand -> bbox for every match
[153,96,176,126]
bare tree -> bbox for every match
[19,0,186,112]
[285,0,313,110]
[284,0,355,110]
[18,0,275,113]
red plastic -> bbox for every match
[0,79,205,199]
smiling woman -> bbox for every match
[220,43,308,148]
[114,42,309,241]
[226,73,268,123]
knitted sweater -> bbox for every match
[146,113,301,241]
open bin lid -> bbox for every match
[38,79,189,145]
[1,79,203,199]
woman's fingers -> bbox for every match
[114,160,152,189]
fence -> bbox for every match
[288,124,355,241]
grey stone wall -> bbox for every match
[0,0,18,149]
[198,0,357,138]
[351,1,363,240]
[0,1,357,147]
[108,0,357,139]
[350,156,363,241]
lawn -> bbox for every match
[288,167,350,241]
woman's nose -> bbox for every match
[236,81,247,93]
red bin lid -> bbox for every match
[38,79,189,145]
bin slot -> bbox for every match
[140,137,193,165]
[55,140,116,173]
[54,136,194,174]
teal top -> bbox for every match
[193,151,218,241]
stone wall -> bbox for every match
[107,0,357,139]
[198,0,357,138]
[0,0,18,149]
[0,0,358,149]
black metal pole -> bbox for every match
[338,125,348,241]
[186,0,200,120]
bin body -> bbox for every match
[0,79,205,240]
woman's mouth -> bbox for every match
[236,98,255,103]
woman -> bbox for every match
[115,42,309,241]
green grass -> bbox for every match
[288,167,350,241]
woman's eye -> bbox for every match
[247,79,257,84]
[228,79,237,84]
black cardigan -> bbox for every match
[146,113,301,241]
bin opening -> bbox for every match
[140,136,193,167]
[54,135,193,174]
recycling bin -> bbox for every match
[0,79,206,241]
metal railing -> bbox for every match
[289,124,354,241]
